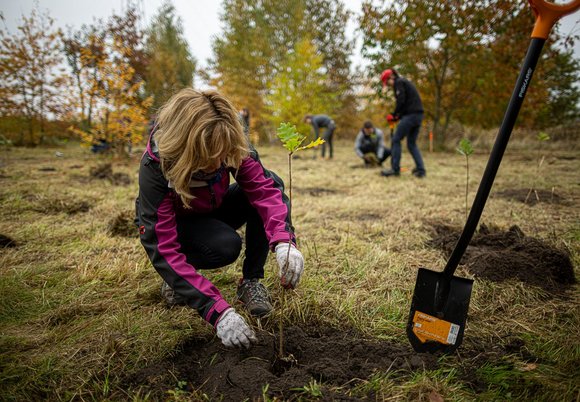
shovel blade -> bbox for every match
[407,267,474,354]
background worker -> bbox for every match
[239,107,250,135]
[304,114,336,159]
[380,68,426,178]
[354,120,391,167]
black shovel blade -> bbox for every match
[406,267,474,354]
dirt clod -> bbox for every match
[89,163,132,186]
[0,233,17,248]
[428,222,576,293]
[108,211,138,237]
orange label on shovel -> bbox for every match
[412,311,460,345]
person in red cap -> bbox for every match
[380,68,426,178]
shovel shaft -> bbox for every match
[443,38,545,277]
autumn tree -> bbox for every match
[211,0,354,141]
[64,8,152,155]
[360,1,495,146]
[143,2,196,110]
[62,24,107,131]
[68,42,152,154]
[359,0,580,145]
[0,6,67,145]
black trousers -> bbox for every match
[176,184,269,279]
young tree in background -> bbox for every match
[211,0,354,142]
[0,7,67,145]
[143,2,196,111]
[265,38,337,134]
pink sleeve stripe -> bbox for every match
[155,194,228,313]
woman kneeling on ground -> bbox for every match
[135,88,304,348]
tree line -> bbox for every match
[0,0,578,150]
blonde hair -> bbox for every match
[155,88,250,206]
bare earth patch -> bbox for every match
[0,233,17,248]
[495,188,567,205]
[107,210,138,237]
[125,325,437,401]
[427,222,576,293]
[89,163,132,186]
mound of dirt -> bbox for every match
[89,163,132,186]
[107,211,138,237]
[0,234,17,248]
[427,223,576,293]
[126,326,437,401]
[495,188,566,205]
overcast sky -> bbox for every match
[1,0,579,74]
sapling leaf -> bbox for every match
[456,138,473,157]
[277,122,325,154]
[297,137,325,152]
[537,132,550,142]
[277,122,306,153]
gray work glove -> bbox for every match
[275,242,304,289]
[215,308,257,348]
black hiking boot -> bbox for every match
[237,278,273,317]
[412,168,426,178]
[380,168,400,177]
[160,281,187,307]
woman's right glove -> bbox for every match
[275,242,304,289]
[215,308,257,348]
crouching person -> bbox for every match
[135,88,304,348]
[354,121,391,167]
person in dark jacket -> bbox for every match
[354,121,391,167]
[135,89,304,349]
[380,69,426,178]
[304,114,335,159]
[239,108,250,135]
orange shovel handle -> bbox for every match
[529,0,580,39]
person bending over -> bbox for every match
[135,89,304,348]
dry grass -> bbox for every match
[0,140,578,401]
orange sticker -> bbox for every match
[412,311,460,345]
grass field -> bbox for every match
[0,138,578,401]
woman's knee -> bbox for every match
[218,232,243,265]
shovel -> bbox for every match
[407,0,580,354]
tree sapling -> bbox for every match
[525,131,550,204]
[276,122,324,357]
[456,138,474,222]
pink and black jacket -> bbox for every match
[135,135,294,327]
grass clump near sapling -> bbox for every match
[525,131,550,204]
[456,138,474,222]
[276,122,324,358]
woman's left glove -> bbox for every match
[275,243,304,289]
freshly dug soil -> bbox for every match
[0,233,16,248]
[126,325,437,401]
[495,188,566,205]
[89,163,132,186]
[107,211,138,237]
[427,223,576,293]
